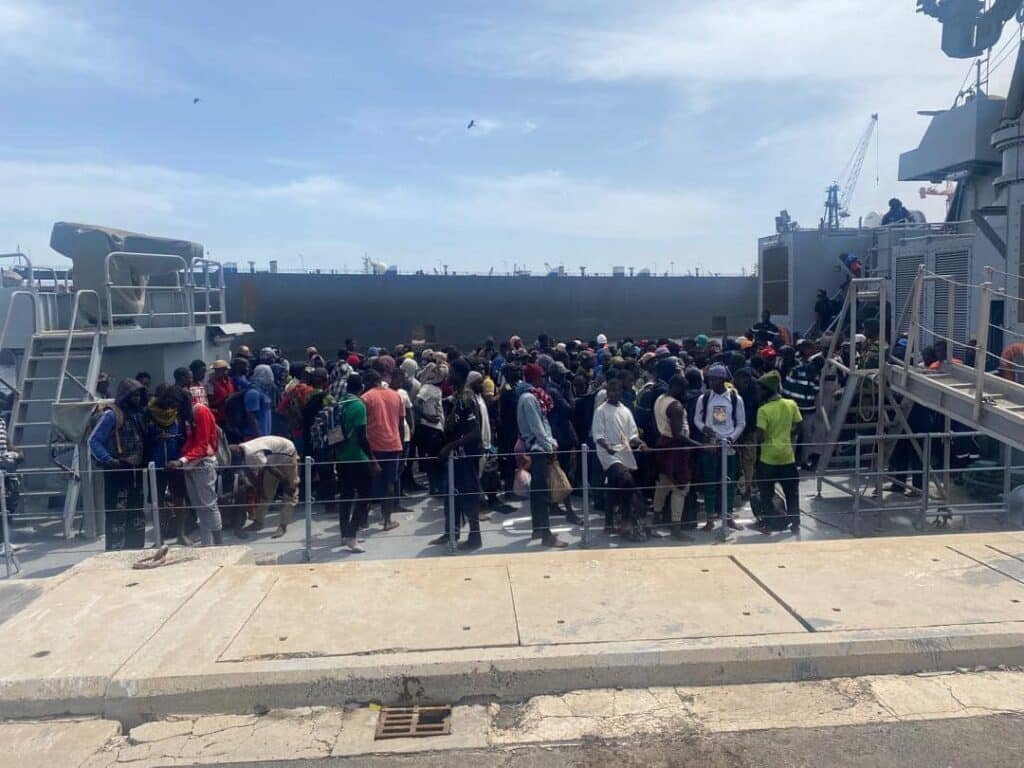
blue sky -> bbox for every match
[0,1,1019,274]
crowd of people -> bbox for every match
[80,316,852,554]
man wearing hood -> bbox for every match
[516,363,567,548]
[247,364,275,439]
[89,379,148,550]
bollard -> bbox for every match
[148,461,162,549]
[303,456,313,563]
[1,470,21,578]
[447,453,457,554]
[581,445,590,548]
[718,441,729,542]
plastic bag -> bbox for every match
[513,468,531,498]
[547,459,571,504]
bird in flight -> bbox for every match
[467,119,475,129]
[193,97,201,104]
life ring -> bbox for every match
[999,343,1024,383]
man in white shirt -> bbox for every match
[229,435,300,538]
[692,364,745,532]
[591,378,647,540]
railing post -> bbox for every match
[581,445,590,548]
[1003,442,1014,527]
[147,461,162,548]
[303,456,313,563]
[974,282,992,422]
[718,441,729,541]
[853,436,862,537]
[906,266,925,370]
[447,454,457,555]
[921,434,932,527]
[0,470,19,578]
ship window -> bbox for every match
[761,245,789,315]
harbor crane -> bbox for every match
[823,113,879,229]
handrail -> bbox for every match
[0,253,36,289]
[0,290,39,354]
[104,251,192,328]
[189,257,226,325]
[54,290,101,404]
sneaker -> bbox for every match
[490,501,517,514]
[342,538,365,553]
[789,522,801,534]
[428,534,451,546]
[458,536,483,551]
[726,519,741,531]
[702,520,715,532]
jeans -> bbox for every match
[699,450,737,521]
[756,462,801,529]
[528,450,553,535]
[445,455,482,538]
[338,460,372,539]
[104,467,145,551]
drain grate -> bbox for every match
[375,705,452,740]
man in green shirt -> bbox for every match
[755,371,802,534]
[330,373,375,553]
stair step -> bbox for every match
[28,354,92,361]
[15,399,56,405]
[14,421,51,427]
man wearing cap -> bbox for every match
[754,370,802,533]
[693,364,745,532]
[516,363,567,548]
[207,360,234,428]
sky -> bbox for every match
[0,0,1021,275]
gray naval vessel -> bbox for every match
[4,0,1024,560]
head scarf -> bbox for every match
[707,364,731,381]
[400,358,419,379]
[376,354,397,376]
[251,364,275,395]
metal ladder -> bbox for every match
[7,290,102,538]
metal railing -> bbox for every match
[101,252,227,330]
[2,436,1021,579]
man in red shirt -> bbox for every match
[360,369,404,531]
[206,360,234,427]
[167,403,223,546]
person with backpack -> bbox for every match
[754,371,802,534]
[167,402,223,546]
[307,371,372,552]
[88,378,148,550]
[692,364,745,532]
[144,384,190,546]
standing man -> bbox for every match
[653,374,698,539]
[88,379,147,550]
[432,359,484,550]
[516,363,567,548]
[327,373,373,553]
[782,340,822,469]
[592,378,647,540]
[360,369,403,531]
[754,371,802,534]
[206,360,234,429]
[229,435,299,538]
[167,403,223,546]
[693,365,745,532]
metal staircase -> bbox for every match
[2,290,102,537]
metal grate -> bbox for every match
[375,705,452,740]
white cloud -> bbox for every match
[521,120,539,134]
[0,157,724,265]
[0,0,180,89]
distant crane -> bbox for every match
[823,113,878,230]
[919,182,956,213]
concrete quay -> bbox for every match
[3,534,1024,725]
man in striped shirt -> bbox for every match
[781,340,822,469]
